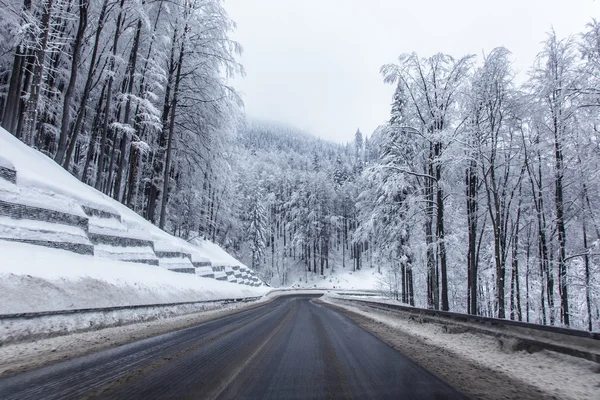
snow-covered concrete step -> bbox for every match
[214,270,228,281]
[168,268,195,274]
[94,244,159,265]
[0,155,16,184]
[81,205,122,222]
[212,265,226,274]
[192,260,212,268]
[159,256,195,273]
[196,266,215,278]
[88,232,154,248]
[0,199,88,231]
[0,237,93,255]
[227,274,237,283]
[0,217,93,255]
[232,265,243,280]
[155,250,192,260]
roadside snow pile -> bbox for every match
[323,295,600,400]
[0,241,268,314]
[0,128,266,313]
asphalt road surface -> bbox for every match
[0,295,466,399]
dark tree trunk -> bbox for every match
[425,156,438,310]
[64,0,108,170]
[2,0,33,134]
[582,216,592,331]
[113,17,142,200]
[96,0,126,191]
[23,0,53,145]
[466,160,479,314]
[159,25,187,229]
[146,24,178,222]
[81,82,107,183]
[553,127,569,326]
[55,0,89,165]
[436,161,449,311]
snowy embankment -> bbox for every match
[0,128,268,324]
[321,294,600,400]
[0,241,264,314]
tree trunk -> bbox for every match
[159,25,187,229]
[55,0,89,165]
[81,82,107,183]
[2,0,33,134]
[553,127,569,326]
[425,155,438,310]
[146,23,178,222]
[63,0,109,170]
[436,161,449,311]
[466,160,479,314]
[582,216,592,331]
[23,0,53,145]
[96,0,125,190]
[113,17,142,200]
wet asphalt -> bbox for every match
[0,295,466,399]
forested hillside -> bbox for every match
[1,0,600,331]
[0,0,241,235]
[227,121,371,287]
[361,31,600,331]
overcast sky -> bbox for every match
[225,0,600,143]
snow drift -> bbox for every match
[0,128,268,314]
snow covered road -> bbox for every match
[0,294,464,399]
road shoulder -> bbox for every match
[0,296,279,378]
[319,297,599,400]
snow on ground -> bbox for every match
[0,291,326,377]
[322,295,600,400]
[289,266,382,291]
[0,298,266,377]
[0,241,268,314]
[0,127,245,269]
[0,128,261,316]
[0,128,114,214]
[0,216,90,244]
[0,154,14,170]
[188,237,245,266]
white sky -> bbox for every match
[225,0,600,143]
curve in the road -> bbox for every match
[0,295,466,399]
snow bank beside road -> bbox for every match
[1,127,263,318]
[0,241,268,314]
[0,127,248,269]
[322,295,600,400]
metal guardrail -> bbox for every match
[342,298,600,340]
[0,288,344,322]
[0,296,263,321]
[334,297,600,363]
